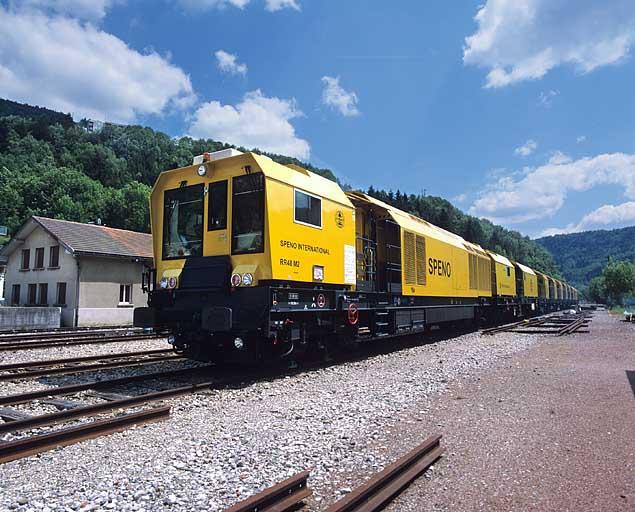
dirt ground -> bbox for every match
[385,310,635,511]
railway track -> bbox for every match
[0,349,184,381]
[482,312,591,336]
[0,333,163,352]
[222,434,444,512]
[0,407,170,464]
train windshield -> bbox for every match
[232,173,265,254]
[162,184,204,260]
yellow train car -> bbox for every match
[515,262,538,299]
[488,252,516,299]
[346,192,492,300]
[536,271,550,300]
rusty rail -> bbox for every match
[0,381,213,434]
[0,333,162,352]
[0,407,170,464]
[0,353,183,381]
[0,366,207,406]
[325,434,444,512]
[224,470,312,512]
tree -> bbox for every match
[602,260,635,305]
[587,276,607,303]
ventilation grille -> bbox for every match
[478,257,491,291]
[403,231,416,285]
[469,254,477,290]
[416,235,426,286]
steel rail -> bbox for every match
[0,348,173,371]
[0,406,170,464]
[0,366,209,406]
[0,334,162,352]
[223,470,312,512]
[0,329,143,343]
[0,381,214,434]
[0,354,184,381]
[481,315,551,335]
[325,434,444,512]
[0,325,138,337]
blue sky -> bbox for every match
[1,0,635,238]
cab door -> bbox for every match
[204,180,230,256]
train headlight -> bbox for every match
[242,273,253,286]
[197,165,207,176]
[159,277,169,289]
[231,273,242,287]
[233,337,244,350]
[168,277,178,289]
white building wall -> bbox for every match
[3,227,78,326]
[77,257,147,326]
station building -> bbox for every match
[0,216,152,327]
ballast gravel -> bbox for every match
[1,324,557,511]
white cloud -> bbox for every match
[0,7,195,123]
[188,89,310,159]
[14,0,120,21]
[452,193,467,204]
[539,89,559,107]
[265,0,300,11]
[542,201,635,236]
[178,0,300,10]
[215,50,247,76]
[321,76,360,117]
[577,135,587,143]
[177,0,249,9]
[514,139,537,157]
[463,0,635,87]
[470,152,635,224]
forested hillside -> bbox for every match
[0,98,558,274]
[537,226,635,289]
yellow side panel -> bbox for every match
[494,262,516,296]
[267,179,355,285]
[401,231,476,298]
[523,273,538,298]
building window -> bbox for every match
[35,247,45,269]
[56,282,67,306]
[294,189,322,228]
[21,249,30,270]
[207,180,228,231]
[119,284,132,305]
[27,284,37,305]
[11,284,20,306]
[38,283,48,305]
[49,246,60,267]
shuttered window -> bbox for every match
[416,235,426,286]
[478,257,491,291]
[403,231,416,285]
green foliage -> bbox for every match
[603,260,635,305]
[365,188,559,274]
[587,276,607,303]
[536,226,635,289]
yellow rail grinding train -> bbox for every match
[134,149,578,362]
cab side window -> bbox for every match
[294,190,321,228]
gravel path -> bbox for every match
[0,319,557,512]
[385,310,634,511]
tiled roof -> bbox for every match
[34,217,153,261]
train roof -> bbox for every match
[152,151,353,208]
[488,251,514,267]
[515,262,536,276]
[346,191,486,253]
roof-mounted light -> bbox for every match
[197,165,206,177]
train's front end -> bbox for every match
[134,149,356,362]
